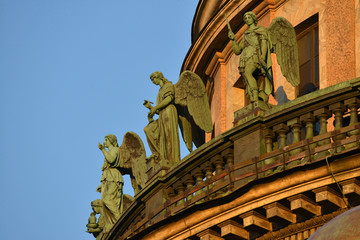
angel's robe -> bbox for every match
[237,25,273,97]
[99,148,123,225]
[144,81,180,166]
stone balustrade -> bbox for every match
[108,78,360,240]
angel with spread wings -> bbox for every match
[144,71,213,167]
[227,11,300,103]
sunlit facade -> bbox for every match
[106,1,360,239]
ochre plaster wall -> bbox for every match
[355,0,360,77]
[325,0,356,86]
[211,61,222,136]
[272,0,326,100]
[226,51,243,128]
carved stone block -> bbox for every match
[340,179,360,203]
[233,129,263,188]
[287,194,321,217]
[218,220,249,240]
[313,186,347,211]
[264,202,296,224]
[197,229,224,240]
[240,210,272,233]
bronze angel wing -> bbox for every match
[119,131,147,195]
[174,71,213,152]
[268,17,300,87]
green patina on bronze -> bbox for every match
[227,11,300,104]
[144,70,213,168]
[87,133,147,239]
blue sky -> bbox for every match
[0,1,198,239]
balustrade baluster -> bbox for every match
[222,148,234,194]
[212,155,225,197]
[264,128,275,176]
[344,97,360,148]
[287,118,303,168]
[192,167,204,196]
[313,108,331,159]
[202,161,214,181]
[166,187,176,211]
[183,173,195,201]
[273,123,289,173]
[274,123,289,149]
[300,113,316,163]
[329,103,347,153]
[173,181,185,206]
[201,161,215,200]
[213,155,224,176]
[314,108,331,144]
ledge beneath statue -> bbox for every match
[233,101,272,126]
[146,157,170,183]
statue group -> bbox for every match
[87,70,213,238]
[87,10,300,239]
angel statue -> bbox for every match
[97,134,123,220]
[226,11,300,103]
[87,133,147,239]
[98,133,147,197]
[144,71,213,167]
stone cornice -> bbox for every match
[257,208,347,240]
[182,0,289,82]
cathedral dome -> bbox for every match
[309,206,360,240]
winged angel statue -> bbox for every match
[144,70,213,167]
[87,132,146,239]
[227,11,300,103]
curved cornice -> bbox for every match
[191,0,226,42]
[182,0,287,82]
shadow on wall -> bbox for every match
[274,86,290,105]
[275,83,318,105]
[300,82,317,96]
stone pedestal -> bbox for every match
[146,157,170,183]
[233,103,271,187]
[233,101,271,126]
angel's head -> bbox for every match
[105,134,119,147]
[243,11,257,26]
[150,71,169,85]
